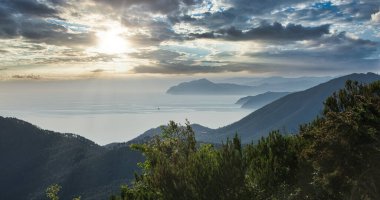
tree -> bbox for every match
[46,184,81,200]
[244,131,303,199]
[301,80,380,199]
[46,184,61,200]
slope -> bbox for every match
[199,72,380,143]
[0,117,143,200]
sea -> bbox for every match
[0,79,251,145]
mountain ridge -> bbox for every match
[236,91,291,109]
[0,116,143,200]
[167,76,332,95]
[135,72,380,144]
[203,72,380,143]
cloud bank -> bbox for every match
[0,0,379,78]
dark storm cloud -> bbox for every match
[0,0,96,46]
[0,6,19,38]
[190,22,330,41]
[315,32,378,59]
[247,32,379,65]
[1,0,58,17]
[19,19,96,46]
[170,8,241,29]
[341,1,380,21]
[167,0,313,30]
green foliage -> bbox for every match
[115,123,301,200]
[244,131,303,199]
[45,184,81,200]
[112,80,380,200]
[300,80,380,199]
[46,184,61,200]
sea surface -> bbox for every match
[0,79,251,145]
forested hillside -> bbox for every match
[0,118,143,200]
[109,80,380,200]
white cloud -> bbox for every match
[371,11,380,23]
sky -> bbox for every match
[0,0,379,80]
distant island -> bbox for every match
[166,78,254,95]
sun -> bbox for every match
[95,27,130,54]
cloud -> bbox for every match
[129,49,182,60]
[249,32,378,58]
[95,0,201,14]
[131,62,256,74]
[170,8,240,30]
[12,74,41,80]
[19,19,96,46]
[132,31,379,75]
[226,0,311,15]
[1,0,379,77]
[131,59,306,74]
[246,32,379,70]
[341,1,379,21]
[0,0,96,47]
[90,69,112,73]
[34,51,117,65]
[190,22,330,41]
[1,0,59,17]
[371,11,380,23]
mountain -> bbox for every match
[167,77,332,95]
[129,123,212,144]
[197,72,380,143]
[222,76,331,86]
[0,117,143,200]
[236,92,291,109]
[245,76,332,86]
[166,78,255,95]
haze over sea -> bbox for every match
[0,78,251,145]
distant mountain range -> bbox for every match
[200,72,380,143]
[243,76,332,87]
[167,76,332,95]
[0,117,143,200]
[162,72,380,143]
[236,92,291,109]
